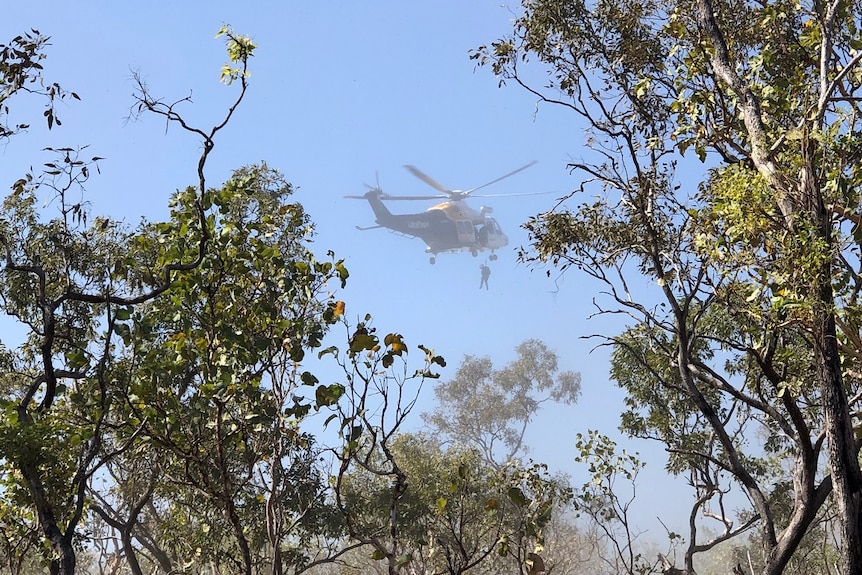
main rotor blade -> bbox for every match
[465,190,557,198]
[404,165,452,194]
[380,194,448,201]
[463,161,537,195]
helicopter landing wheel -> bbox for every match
[471,249,478,257]
[489,254,498,261]
[429,256,436,265]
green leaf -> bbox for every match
[66,349,88,370]
[395,554,413,568]
[349,332,378,353]
[347,424,362,442]
[498,537,510,556]
[458,463,468,479]
[315,384,345,408]
[114,322,131,344]
[507,487,531,507]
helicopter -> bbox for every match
[346,161,538,264]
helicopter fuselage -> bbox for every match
[358,190,508,259]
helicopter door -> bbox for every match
[454,220,476,243]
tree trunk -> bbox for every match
[19,455,76,574]
[226,500,253,575]
[48,533,75,575]
[814,305,862,575]
[271,546,283,575]
[807,165,862,575]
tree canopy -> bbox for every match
[424,339,580,467]
[473,0,862,573]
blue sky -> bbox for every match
[4,2,694,533]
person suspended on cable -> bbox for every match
[479,263,491,290]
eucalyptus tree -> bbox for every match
[420,341,581,573]
[424,339,580,468]
[473,1,862,573]
[90,164,348,575]
[0,27,256,575]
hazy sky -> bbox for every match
[4,2,695,533]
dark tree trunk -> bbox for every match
[19,454,77,574]
[45,531,75,575]
[226,500,253,575]
[797,148,862,575]
[271,546,283,575]
[815,306,862,575]
[809,181,862,575]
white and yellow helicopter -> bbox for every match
[346,162,538,264]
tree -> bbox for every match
[472,1,862,574]
[421,341,581,574]
[0,35,83,570]
[424,339,580,467]
[89,164,348,575]
[0,27,259,575]
[573,430,681,575]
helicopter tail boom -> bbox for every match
[361,190,395,224]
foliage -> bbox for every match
[473,0,862,573]
[89,164,348,575]
[573,431,665,575]
[0,30,78,139]
[317,328,573,575]
[336,432,571,575]
[322,319,446,575]
[424,339,580,467]
[0,24,498,575]
[420,339,581,574]
[0,25,281,575]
